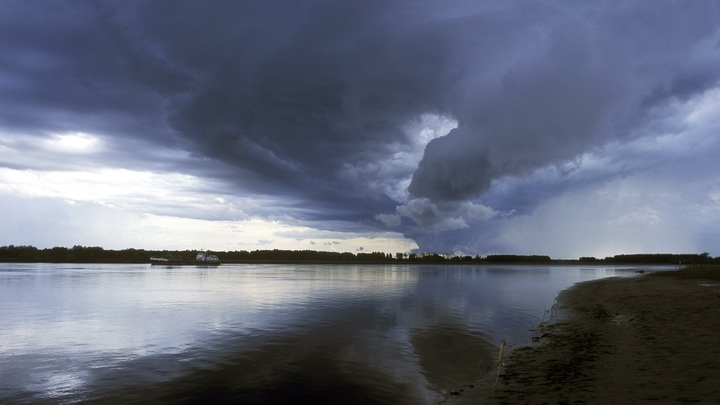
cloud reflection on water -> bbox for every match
[0,263,653,403]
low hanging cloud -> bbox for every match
[2,1,720,255]
[395,199,497,231]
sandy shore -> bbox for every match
[452,270,720,404]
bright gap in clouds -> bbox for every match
[0,192,417,252]
[43,132,101,154]
[0,165,417,253]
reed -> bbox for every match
[494,339,506,391]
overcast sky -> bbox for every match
[2,1,720,258]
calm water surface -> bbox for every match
[0,263,671,404]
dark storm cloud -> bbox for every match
[0,2,185,141]
[142,0,459,207]
[409,1,720,203]
[2,0,720,253]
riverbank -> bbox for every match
[454,267,720,404]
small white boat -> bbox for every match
[150,251,221,266]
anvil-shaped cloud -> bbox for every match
[2,1,720,257]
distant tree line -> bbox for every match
[1,245,718,265]
[0,245,181,263]
[581,252,715,265]
[222,249,393,263]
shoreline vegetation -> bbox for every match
[0,244,717,265]
[457,265,720,404]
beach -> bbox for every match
[454,269,720,404]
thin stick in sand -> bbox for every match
[494,339,506,391]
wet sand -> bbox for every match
[453,270,720,404]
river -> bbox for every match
[0,263,671,404]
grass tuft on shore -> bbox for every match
[648,264,720,280]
